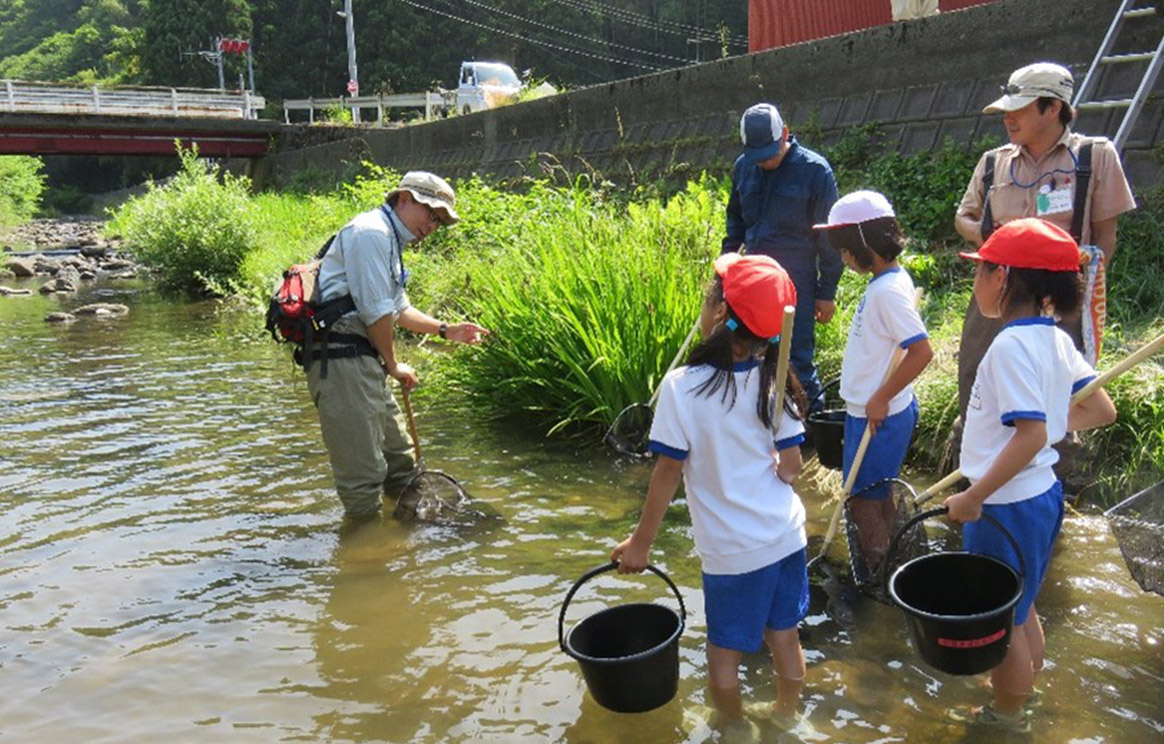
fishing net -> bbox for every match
[844,477,926,600]
[393,470,479,524]
[1105,480,1164,596]
[604,403,654,458]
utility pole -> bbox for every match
[338,0,360,122]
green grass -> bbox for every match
[104,137,1164,504]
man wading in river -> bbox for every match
[305,171,489,523]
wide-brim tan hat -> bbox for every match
[387,171,460,224]
[984,62,1074,113]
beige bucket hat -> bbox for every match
[387,171,459,224]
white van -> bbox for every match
[456,61,522,115]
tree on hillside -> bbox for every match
[138,0,252,88]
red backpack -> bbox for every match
[265,236,358,375]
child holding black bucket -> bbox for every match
[947,218,1117,731]
[813,190,933,581]
[611,254,812,741]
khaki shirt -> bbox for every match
[957,129,1136,245]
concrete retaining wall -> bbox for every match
[254,0,1164,191]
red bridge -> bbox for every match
[0,112,279,158]
[0,81,277,157]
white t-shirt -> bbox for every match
[318,205,414,327]
[648,359,807,575]
[840,267,928,417]
[960,317,1096,504]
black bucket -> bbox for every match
[806,378,845,471]
[887,507,1026,676]
[806,409,845,471]
[559,563,687,713]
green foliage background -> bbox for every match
[0,1,747,98]
[0,156,46,227]
[106,128,1164,500]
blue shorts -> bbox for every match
[702,549,809,653]
[963,481,1064,626]
[843,397,919,500]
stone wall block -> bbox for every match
[901,121,939,154]
[1074,107,1116,140]
[837,93,872,127]
[900,84,939,121]
[937,116,979,146]
[1124,97,1164,149]
[932,80,976,117]
[815,97,844,129]
[869,89,904,122]
[1121,147,1162,190]
[1095,61,1147,101]
[969,77,1002,113]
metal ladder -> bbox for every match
[1074,0,1164,150]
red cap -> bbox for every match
[959,218,1083,272]
[713,253,797,339]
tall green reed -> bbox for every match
[441,175,725,434]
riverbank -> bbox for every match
[97,141,1164,506]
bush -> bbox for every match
[0,155,45,227]
[107,144,258,294]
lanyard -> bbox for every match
[1008,144,1078,191]
[380,205,410,288]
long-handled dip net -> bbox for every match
[1105,480,1164,596]
[393,387,486,524]
[844,477,926,599]
[605,318,701,457]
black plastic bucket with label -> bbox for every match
[887,507,1025,676]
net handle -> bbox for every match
[648,317,701,408]
[914,328,1164,507]
[770,305,797,434]
[400,385,423,464]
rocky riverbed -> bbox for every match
[1,217,139,319]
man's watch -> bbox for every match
[438,322,448,339]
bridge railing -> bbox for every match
[283,91,452,125]
[1,80,266,119]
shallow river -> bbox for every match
[0,281,1160,743]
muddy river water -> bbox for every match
[0,281,1160,743]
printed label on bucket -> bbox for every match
[937,628,1007,649]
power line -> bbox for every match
[551,0,747,47]
[451,0,689,63]
[396,0,663,71]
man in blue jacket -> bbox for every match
[721,103,841,407]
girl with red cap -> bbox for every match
[611,253,813,739]
[949,218,1117,730]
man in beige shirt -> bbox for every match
[954,62,1136,418]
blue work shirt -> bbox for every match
[318,205,415,327]
[722,136,842,301]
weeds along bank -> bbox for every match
[103,133,1164,504]
[0,156,45,229]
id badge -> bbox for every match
[1037,184,1072,216]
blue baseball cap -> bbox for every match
[739,103,786,164]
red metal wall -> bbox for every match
[749,0,998,52]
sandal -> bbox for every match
[948,702,1032,734]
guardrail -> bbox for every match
[283,92,451,125]
[1,80,265,119]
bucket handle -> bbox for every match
[809,377,841,411]
[884,506,1028,592]
[558,562,688,653]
